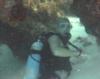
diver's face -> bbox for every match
[56,20,71,35]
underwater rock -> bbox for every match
[0,21,33,60]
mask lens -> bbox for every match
[59,23,70,28]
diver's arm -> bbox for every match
[48,35,80,57]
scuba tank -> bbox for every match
[24,36,43,79]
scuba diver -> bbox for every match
[39,17,82,79]
[24,17,81,79]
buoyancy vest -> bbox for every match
[40,32,72,72]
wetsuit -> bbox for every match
[40,32,72,79]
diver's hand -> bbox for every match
[73,51,82,57]
[71,53,88,65]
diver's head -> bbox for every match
[54,17,72,35]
